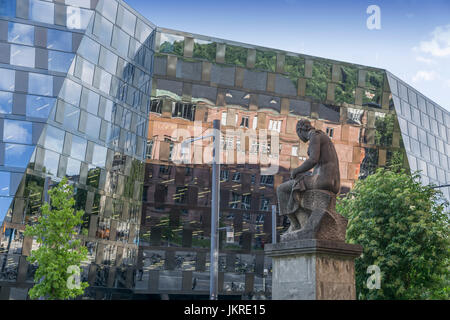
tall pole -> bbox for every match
[272,205,277,244]
[210,119,220,300]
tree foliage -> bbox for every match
[337,168,449,299]
[24,177,89,300]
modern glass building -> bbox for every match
[0,0,449,300]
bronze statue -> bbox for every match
[277,119,347,242]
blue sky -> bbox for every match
[125,0,450,111]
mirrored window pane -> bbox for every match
[43,149,60,176]
[0,68,15,91]
[26,95,55,118]
[0,91,13,114]
[117,5,136,36]
[48,51,75,73]
[78,37,100,64]
[111,26,130,57]
[28,73,53,96]
[44,126,65,153]
[86,114,101,139]
[0,172,10,196]
[60,79,81,106]
[29,0,54,24]
[10,44,35,68]
[66,158,81,178]
[71,135,87,161]
[0,0,16,17]
[99,47,118,75]
[63,103,80,131]
[8,22,34,45]
[97,0,118,23]
[82,88,99,115]
[92,144,107,167]
[47,29,72,51]
[4,144,35,167]
[3,120,32,143]
[93,14,113,46]
[66,6,93,30]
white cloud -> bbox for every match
[412,70,439,83]
[415,56,436,65]
[417,25,450,57]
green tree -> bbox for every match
[337,168,449,299]
[24,177,89,300]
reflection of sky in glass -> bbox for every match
[28,73,53,96]
[0,68,15,91]
[26,95,55,118]
[66,158,81,177]
[0,172,10,196]
[8,22,34,45]
[44,126,65,153]
[48,51,75,73]
[4,144,35,168]
[29,0,54,24]
[47,29,72,51]
[92,144,107,167]
[10,44,35,68]
[0,197,13,222]
[60,79,81,106]
[3,120,32,144]
[63,103,80,131]
[78,37,100,64]
[71,135,87,161]
[0,91,13,114]
[43,149,60,176]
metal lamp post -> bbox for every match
[180,119,221,300]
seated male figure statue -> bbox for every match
[277,119,345,241]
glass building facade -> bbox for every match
[0,0,449,300]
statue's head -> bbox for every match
[296,119,313,143]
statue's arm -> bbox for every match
[292,133,321,178]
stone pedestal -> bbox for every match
[265,239,363,300]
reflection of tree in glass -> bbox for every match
[306,61,331,101]
[335,66,357,104]
[254,50,276,72]
[159,40,184,56]
[193,42,216,62]
[123,160,144,199]
[284,55,304,88]
[24,175,44,223]
[375,113,395,146]
[364,70,384,107]
[225,45,247,67]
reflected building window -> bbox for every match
[44,126,65,154]
[26,95,55,118]
[0,91,13,114]
[66,6,93,30]
[47,29,72,51]
[70,135,87,161]
[28,73,53,96]
[10,44,35,68]
[48,51,75,73]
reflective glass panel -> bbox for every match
[111,26,130,57]
[47,29,72,51]
[85,114,101,139]
[71,135,87,161]
[63,103,80,131]
[8,22,34,45]
[78,37,100,64]
[43,149,60,176]
[82,89,99,115]
[26,95,55,118]
[4,144,35,167]
[29,0,54,24]
[0,68,15,91]
[44,126,65,153]
[60,79,81,106]
[92,144,107,167]
[3,120,32,143]
[0,0,16,17]
[66,158,81,178]
[93,14,113,46]
[48,51,75,73]
[97,0,118,23]
[10,44,35,68]
[0,172,10,196]
[99,47,118,75]
[117,5,136,36]
[66,6,93,30]
[0,91,13,114]
[28,73,53,96]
